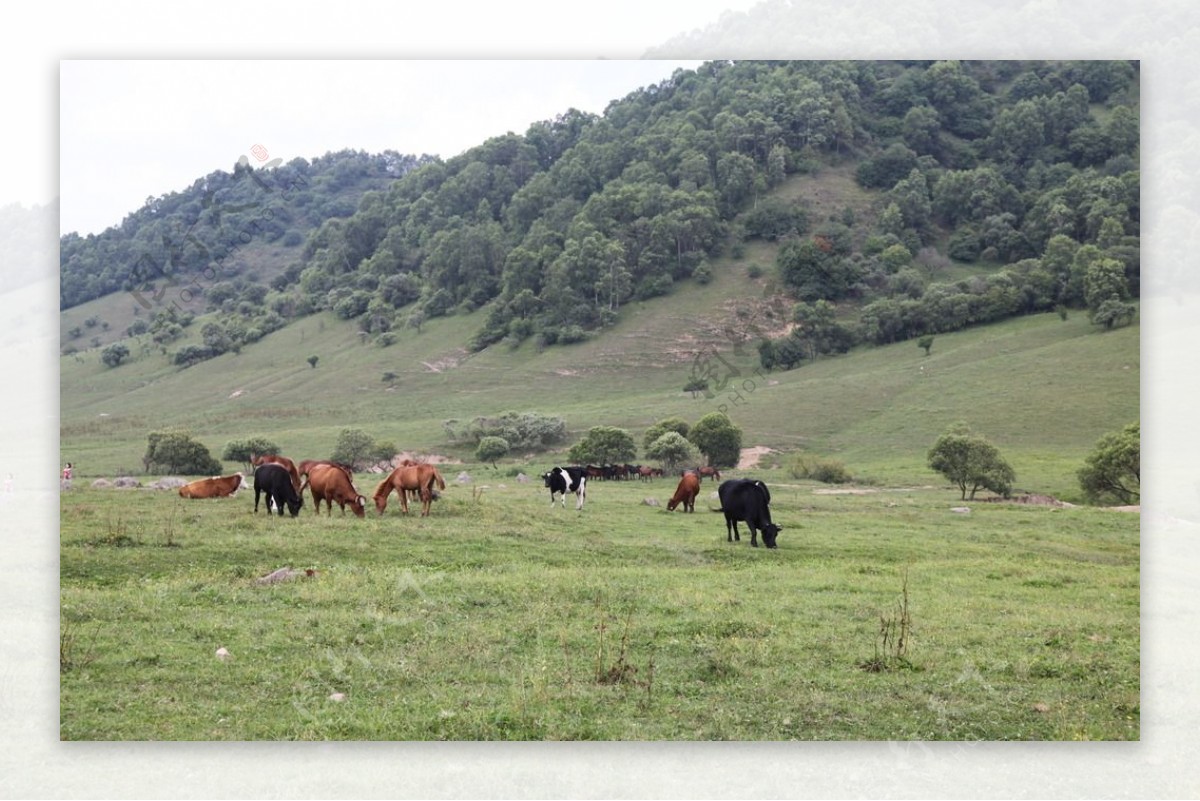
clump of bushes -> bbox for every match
[442,411,567,451]
[788,453,853,484]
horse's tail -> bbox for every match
[435,468,446,491]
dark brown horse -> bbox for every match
[698,466,722,482]
[372,464,446,517]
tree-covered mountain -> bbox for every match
[59,149,430,310]
[60,60,1139,371]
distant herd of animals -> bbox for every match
[176,454,781,549]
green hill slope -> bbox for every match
[60,248,1138,501]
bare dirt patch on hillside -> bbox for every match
[421,350,469,372]
[738,446,776,470]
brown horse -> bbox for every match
[698,466,722,482]
[372,464,446,517]
[251,453,302,494]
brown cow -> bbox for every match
[252,454,302,494]
[372,464,446,517]
[667,472,701,512]
[179,473,245,499]
[303,463,367,518]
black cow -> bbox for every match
[542,466,587,510]
[714,478,782,548]
[254,462,304,517]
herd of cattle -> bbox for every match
[541,464,781,548]
[177,454,782,549]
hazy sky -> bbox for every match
[58,59,709,236]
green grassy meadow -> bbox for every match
[59,242,1140,740]
[60,472,1138,741]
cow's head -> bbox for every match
[761,523,782,549]
[286,495,303,517]
[541,471,554,487]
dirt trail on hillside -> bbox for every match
[738,446,775,470]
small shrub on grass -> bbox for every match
[60,621,98,674]
[860,571,916,673]
[789,453,853,484]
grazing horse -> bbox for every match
[372,464,446,517]
[698,466,722,482]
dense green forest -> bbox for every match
[60,60,1139,371]
[59,149,430,308]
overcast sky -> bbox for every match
[58,58,713,236]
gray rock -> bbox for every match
[149,476,187,490]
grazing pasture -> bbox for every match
[60,473,1138,741]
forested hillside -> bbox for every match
[60,60,1139,373]
[59,148,430,309]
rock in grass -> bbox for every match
[215,647,230,661]
[642,498,660,507]
[950,507,971,514]
[328,692,346,703]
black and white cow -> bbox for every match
[254,462,304,517]
[714,478,782,548]
[542,466,587,510]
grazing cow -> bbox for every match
[252,453,302,495]
[698,466,722,482]
[178,473,244,499]
[542,466,587,510]
[304,463,367,518]
[253,463,304,517]
[666,472,701,512]
[713,478,782,548]
[372,464,446,517]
